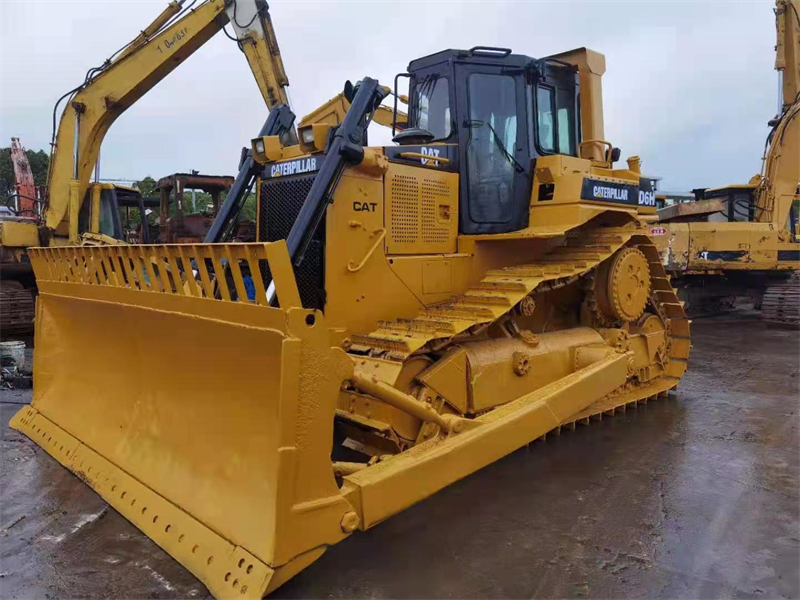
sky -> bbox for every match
[0,0,780,193]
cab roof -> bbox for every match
[408,48,535,71]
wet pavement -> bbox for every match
[1,310,798,599]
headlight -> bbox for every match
[254,139,266,154]
[300,128,315,145]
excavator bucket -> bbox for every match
[10,242,356,599]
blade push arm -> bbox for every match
[46,0,294,241]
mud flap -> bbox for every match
[11,243,355,599]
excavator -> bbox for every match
[655,0,800,324]
[11,2,690,598]
[1,138,41,335]
[0,0,300,332]
[0,0,407,333]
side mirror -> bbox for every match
[610,147,621,164]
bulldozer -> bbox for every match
[655,0,800,323]
[11,2,690,598]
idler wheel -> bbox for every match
[596,247,651,323]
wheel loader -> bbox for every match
[654,0,800,323]
[12,16,691,594]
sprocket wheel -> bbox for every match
[596,247,651,323]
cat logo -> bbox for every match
[420,147,441,165]
[353,201,377,212]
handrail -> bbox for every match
[347,229,386,272]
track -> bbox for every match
[351,224,690,424]
[762,273,800,326]
[0,281,35,336]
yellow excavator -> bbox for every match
[655,0,800,323]
[0,0,407,333]
[11,3,690,598]
[0,0,302,331]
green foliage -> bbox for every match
[0,148,11,197]
[0,146,50,198]
[241,192,257,222]
[137,176,157,197]
[27,150,49,187]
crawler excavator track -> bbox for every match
[351,225,690,427]
[762,273,800,326]
[0,281,35,337]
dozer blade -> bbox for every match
[10,242,356,599]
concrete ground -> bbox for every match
[1,310,798,599]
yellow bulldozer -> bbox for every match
[11,2,690,598]
[655,0,800,323]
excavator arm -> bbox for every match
[756,0,800,231]
[45,0,294,241]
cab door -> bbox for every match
[455,64,530,234]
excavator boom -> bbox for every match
[756,0,800,230]
[9,137,38,216]
[44,0,295,241]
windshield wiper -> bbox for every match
[469,119,524,173]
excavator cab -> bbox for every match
[76,184,155,243]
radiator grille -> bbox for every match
[389,175,419,244]
[386,170,456,254]
[258,174,324,310]
[421,178,450,244]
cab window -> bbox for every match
[98,194,118,237]
[412,75,451,140]
[466,72,518,224]
[556,89,576,154]
[534,85,577,156]
[536,86,555,152]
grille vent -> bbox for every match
[389,175,419,244]
[258,174,324,310]
[421,179,450,244]
[386,171,456,254]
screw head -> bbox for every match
[340,511,360,533]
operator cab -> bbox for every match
[77,185,158,243]
[692,185,759,223]
[399,47,580,234]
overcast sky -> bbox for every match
[0,0,779,192]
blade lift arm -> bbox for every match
[262,78,388,304]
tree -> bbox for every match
[26,150,50,187]
[136,176,157,198]
[0,148,13,197]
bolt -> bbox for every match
[340,511,360,533]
